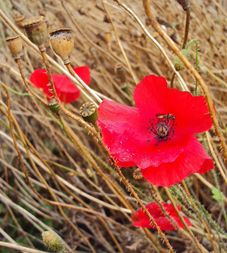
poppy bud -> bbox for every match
[121,83,129,94]
[14,15,25,28]
[48,99,60,114]
[21,16,47,49]
[174,57,185,71]
[42,231,63,252]
[174,48,189,71]
[6,35,22,59]
[49,28,74,63]
[80,102,98,125]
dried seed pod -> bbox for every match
[133,168,143,180]
[6,35,22,59]
[80,102,98,124]
[42,231,63,252]
[176,0,190,11]
[49,28,74,63]
[21,16,47,49]
[14,15,25,28]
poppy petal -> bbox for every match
[141,136,214,186]
[132,202,191,231]
[52,74,80,103]
[97,99,146,167]
[30,69,53,97]
[53,66,90,103]
[167,88,213,134]
[30,66,90,104]
[73,66,90,84]
[30,69,49,89]
[134,75,169,119]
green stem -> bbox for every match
[211,170,227,226]
[3,84,31,97]
[185,39,199,95]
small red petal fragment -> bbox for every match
[73,66,90,84]
[132,202,191,231]
[141,136,214,186]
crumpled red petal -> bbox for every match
[97,100,144,167]
[134,75,169,120]
[132,202,191,231]
[30,69,52,97]
[29,66,90,104]
[97,75,214,186]
[141,136,214,186]
[167,88,213,134]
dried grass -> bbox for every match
[0,0,226,252]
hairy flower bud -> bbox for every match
[42,231,63,252]
[49,28,74,63]
[174,48,189,71]
[48,99,60,114]
[6,35,22,59]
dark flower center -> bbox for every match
[156,122,169,138]
[148,113,176,142]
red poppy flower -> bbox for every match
[30,66,90,104]
[132,202,191,230]
[97,75,214,186]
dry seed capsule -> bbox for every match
[176,0,190,11]
[21,16,47,50]
[133,168,143,180]
[80,102,98,125]
[6,35,22,59]
[14,15,25,28]
[49,28,74,64]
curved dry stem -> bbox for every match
[0,80,96,253]
[0,241,49,253]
